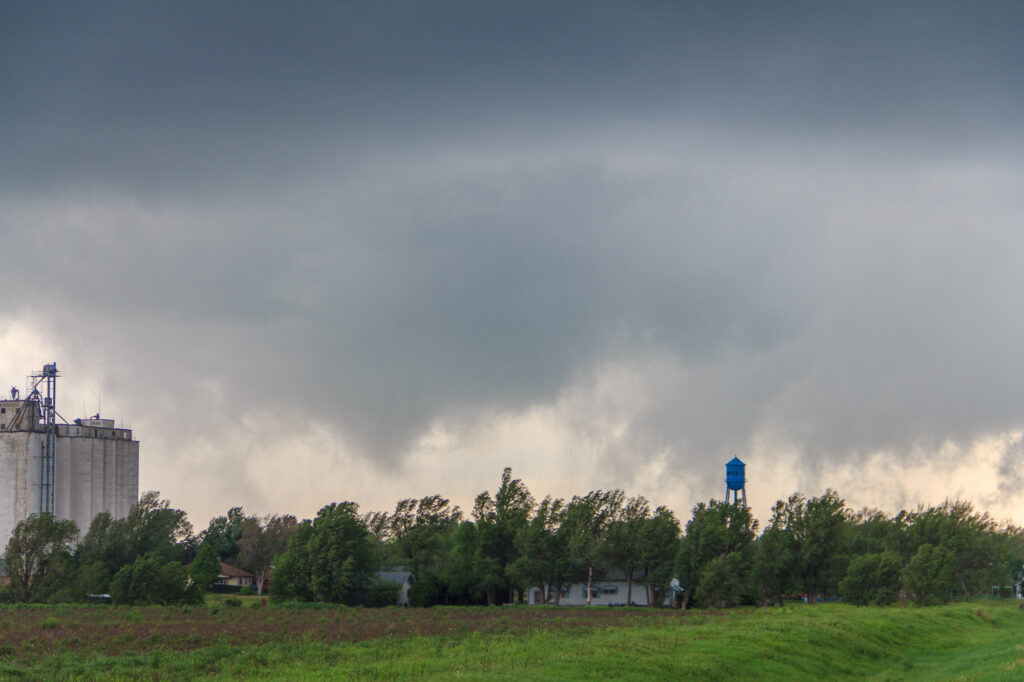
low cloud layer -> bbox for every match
[2,3,1023,526]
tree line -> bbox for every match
[1,491,295,605]
[4,468,1023,608]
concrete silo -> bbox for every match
[0,364,139,547]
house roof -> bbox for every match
[218,561,255,578]
[377,570,414,585]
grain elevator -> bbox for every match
[0,364,139,547]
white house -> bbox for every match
[527,573,675,607]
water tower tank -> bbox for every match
[726,456,745,491]
[725,456,747,506]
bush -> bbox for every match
[76,561,111,598]
[903,544,955,606]
[38,617,60,630]
[697,552,747,608]
[189,543,220,591]
[408,574,443,608]
[365,580,401,608]
[238,586,253,596]
[45,589,77,605]
[223,597,242,608]
[840,551,902,606]
[210,584,242,594]
[111,554,204,606]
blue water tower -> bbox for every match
[725,456,747,507]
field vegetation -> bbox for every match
[0,600,1022,679]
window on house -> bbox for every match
[601,586,618,595]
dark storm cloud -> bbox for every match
[5,1,1024,191]
[2,2,1024,512]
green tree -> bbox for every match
[270,520,314,602]
[189,542,220,591]
[676,500,757,609]
[372,495,462,606]
[75,559,109,598]
[75,511,121,592]
[636,507,680,607]
[846,509,904,557]
[991,523,1024,593]
[365,578,401,607]
[198,506,248,562]
[35,550,80,603]
[560,490,623,607]
[698,552,746,608]
[771,490,849,603]
[272,502,378,603]
[407,572,444,607]
[75,492,194,594]
[236,514,297,595]
[904,500,1004,597]
[902,543,955,606]
[438,522,486,605]
[753,521,797,607]
[839,551,902,605]
[509,496,572,605]
[470,513,506,604]
[3,513,79,602]
[471,468,535,604]
[111,554,201,605]
[121,491,194,564]
[601,496,651,606]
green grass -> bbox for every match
[231,603,1024,681]
[1,601,1023,679]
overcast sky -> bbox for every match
[2,2,1024,530]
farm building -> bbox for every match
[0,364,139,547]
[527,573,675,607]
[216,562,256,589]
[377,570,415,606]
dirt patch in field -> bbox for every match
[0,604,681,660]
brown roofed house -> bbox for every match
[216,562,256,589]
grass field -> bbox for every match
[0,599,1021,680]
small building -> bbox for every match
[376,570,415,606]
[216,562,256,589]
